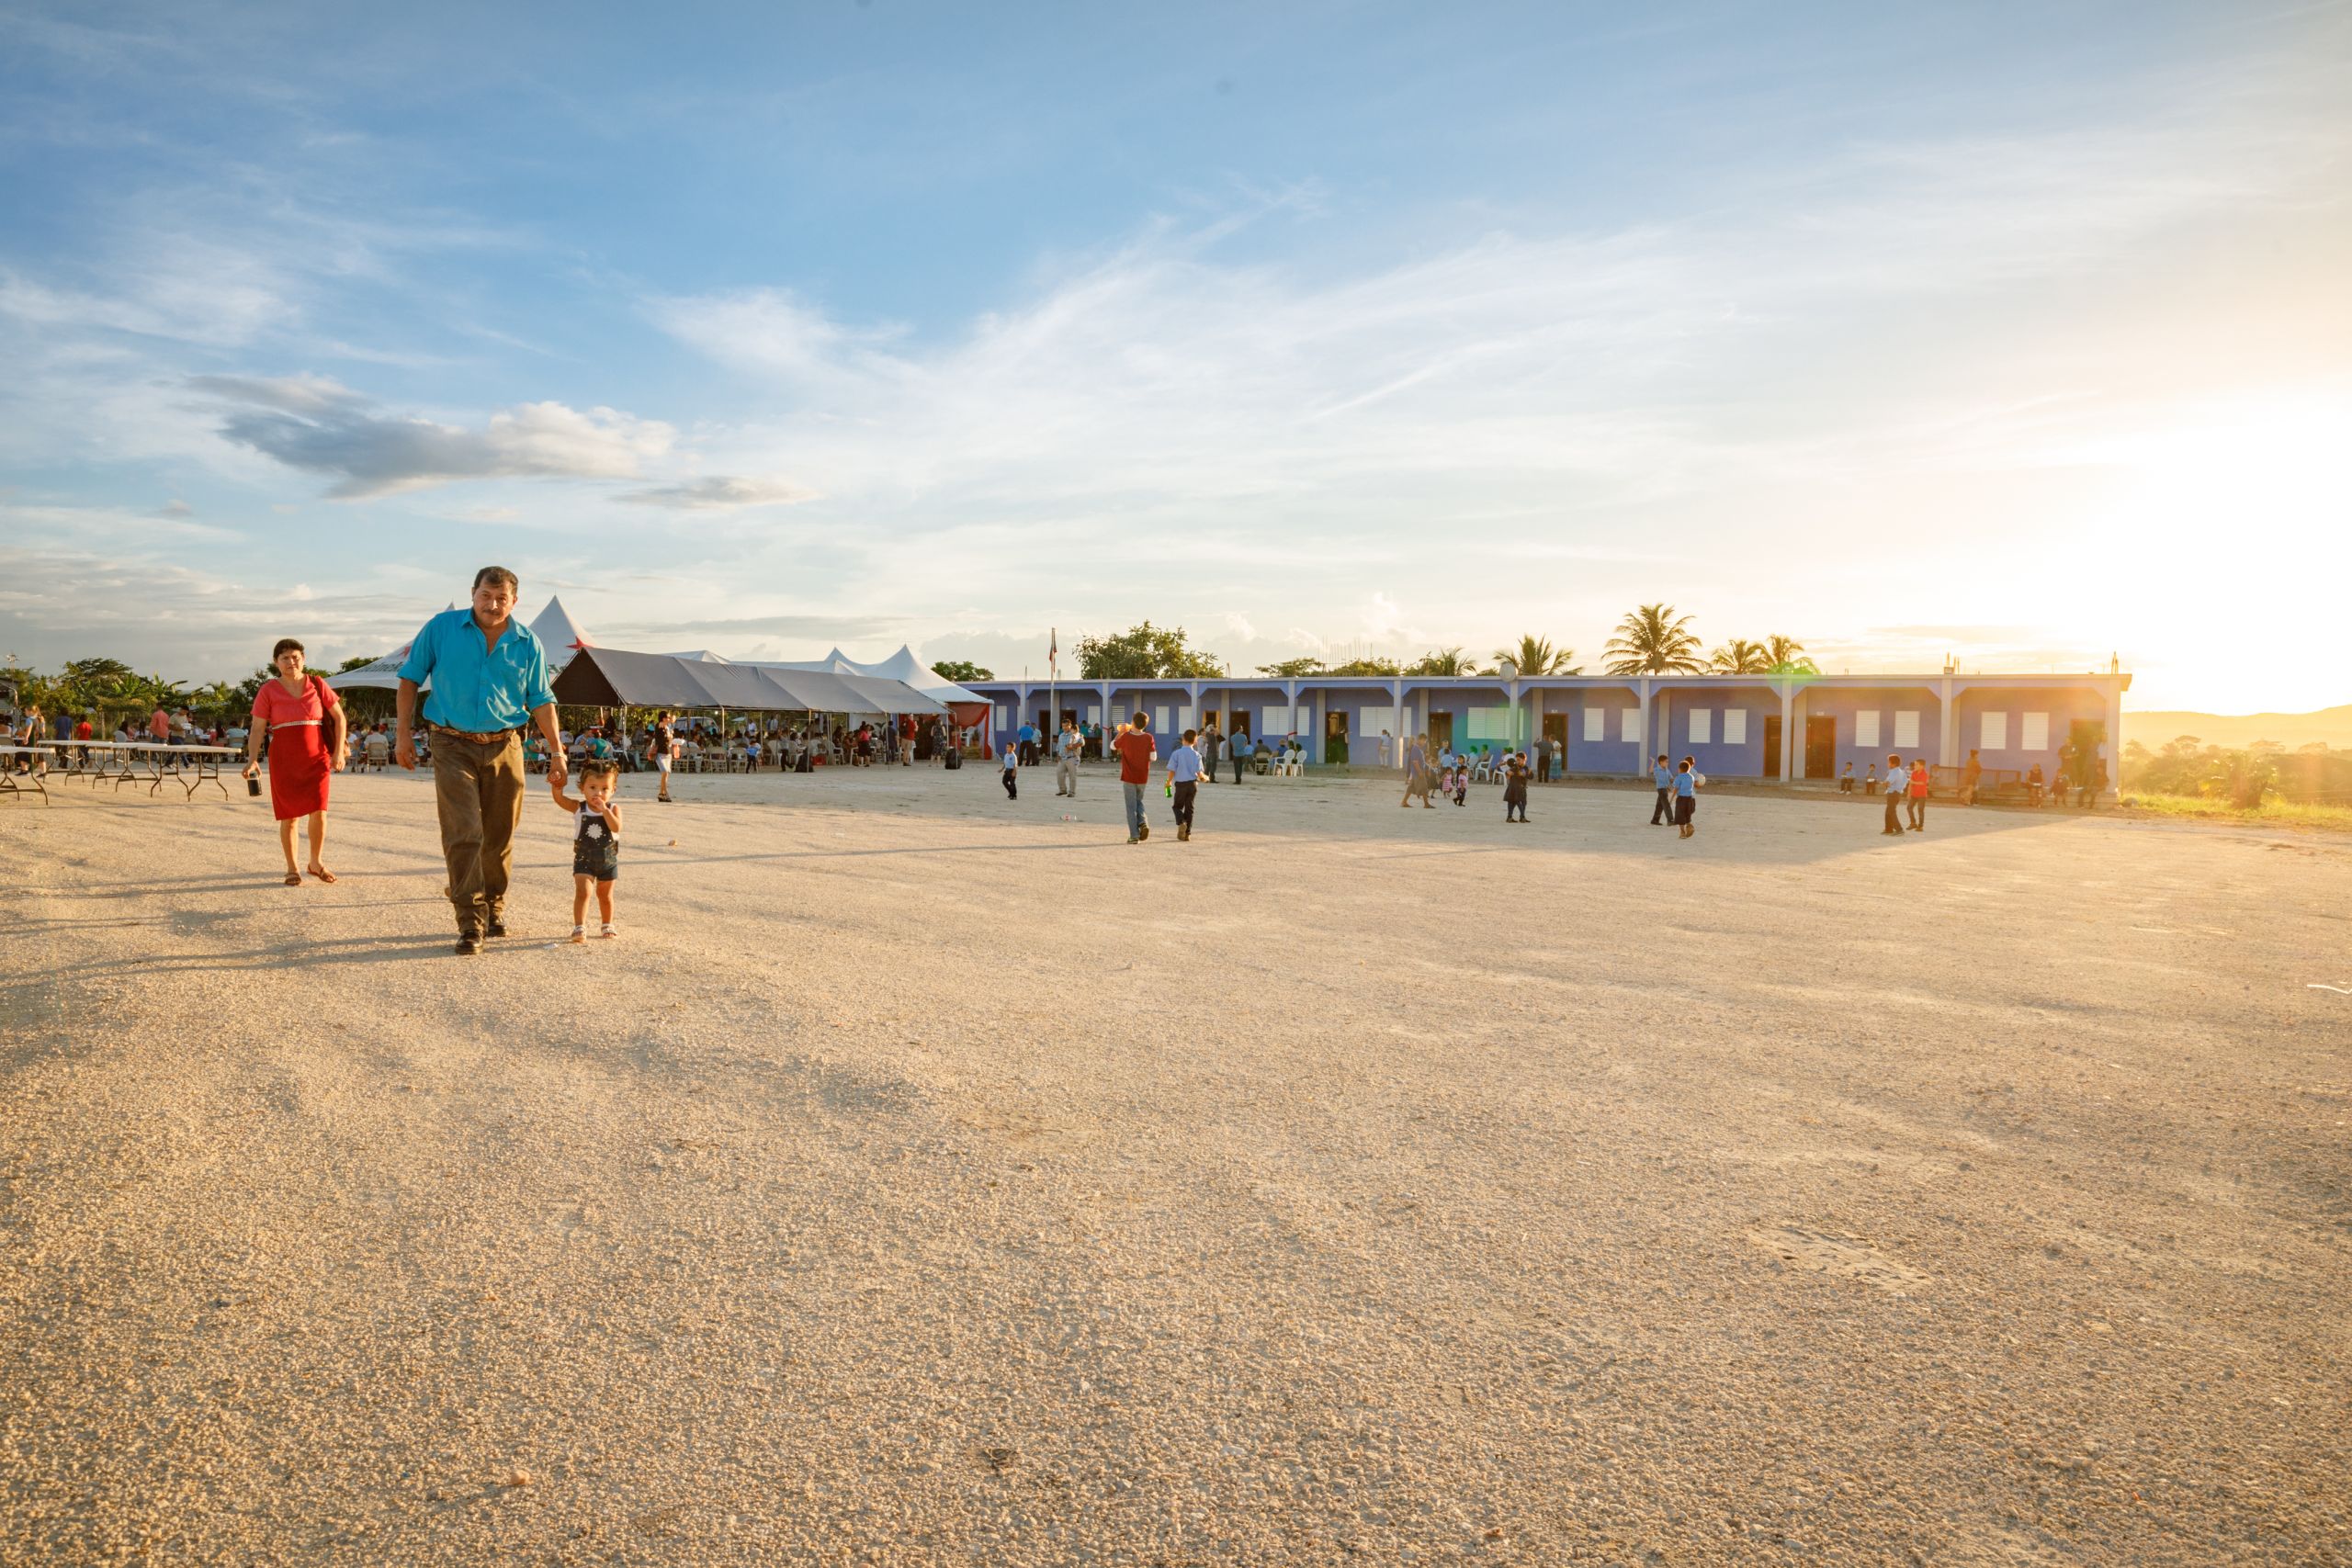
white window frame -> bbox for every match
[1980,711,2007,750]
[1583,706,1604,743]
[1689,707,1713,744]
[1894,710,1920,750]
[2022,712,2049,751]
[1855,710,1881,749]
[1724,708,1747,745]
[1623,708,1643,745]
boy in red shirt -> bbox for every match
[1111,716,1158,843]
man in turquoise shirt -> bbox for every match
[395,566,563,954]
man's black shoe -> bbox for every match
[484,917,509,939]
[455,935,481,956]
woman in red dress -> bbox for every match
[241,637,346,886]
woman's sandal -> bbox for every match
[283,872,301,886]
[308,865,337,884]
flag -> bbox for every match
[1049,627,1058,671]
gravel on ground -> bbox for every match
[2,766,2346,1564]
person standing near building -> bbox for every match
[1907,757,1930,830]
[1673,758,1700,839]
[1649,753,1675,826]
[1962,748,1983,806]
[1166,728,1204,840]
[1882,755,1905,835]
[1016,717,1038,767]
[1055,716,1082,797]
[395,566,562,955]
[1113,713,1157,843]
[1197,719,1219,786]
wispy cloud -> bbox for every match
[611,475,818,510]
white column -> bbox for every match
[1939,677,1956,768]
[1636,678,1653,777]
[1392,679,1406,770]
[1531,686,1545,763]
[1310,686,1326,766]
[1780,682,1795,782]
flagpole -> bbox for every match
[1048,626,1057,744]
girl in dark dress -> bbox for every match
[1502,750,1531,822]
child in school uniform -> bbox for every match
[1839,761,1855,794]
[1001,742,1020,799]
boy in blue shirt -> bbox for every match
[1650,754,1675,826]
[1166,728,1204,840]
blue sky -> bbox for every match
[2,1,2347,710]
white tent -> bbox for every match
[528,595,595,677]
[733,644,982,704]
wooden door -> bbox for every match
[1804,716,1837,778]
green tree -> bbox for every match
[1323,656,1402,677]
[1764,634,1818,674]
[1602,604,1702,675]
[230,668,276,716]
[1707,638,1772,674]
[1076,622,1225,679]
[1255,656,1326,677]
[930,659,994,682]
[61,657,135,692]
[1405,647,1477,677]
[1492,635,1579,676]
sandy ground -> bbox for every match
[1,761,2346,1566]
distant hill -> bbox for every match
[2125,705,2352,751]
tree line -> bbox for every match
[0,654,395,730]
[1,605,1818,718]
[980,605,1818,681]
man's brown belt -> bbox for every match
[429,724,521,744]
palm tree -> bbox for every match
[1493,635,1582,676]
[1602,604,1702,676]
[1765,634,1819,674]
[1407,647,1476,677]
[1707,638,1772,674]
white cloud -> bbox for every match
[192,377,675,499]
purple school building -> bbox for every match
[964,671,2131,783]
